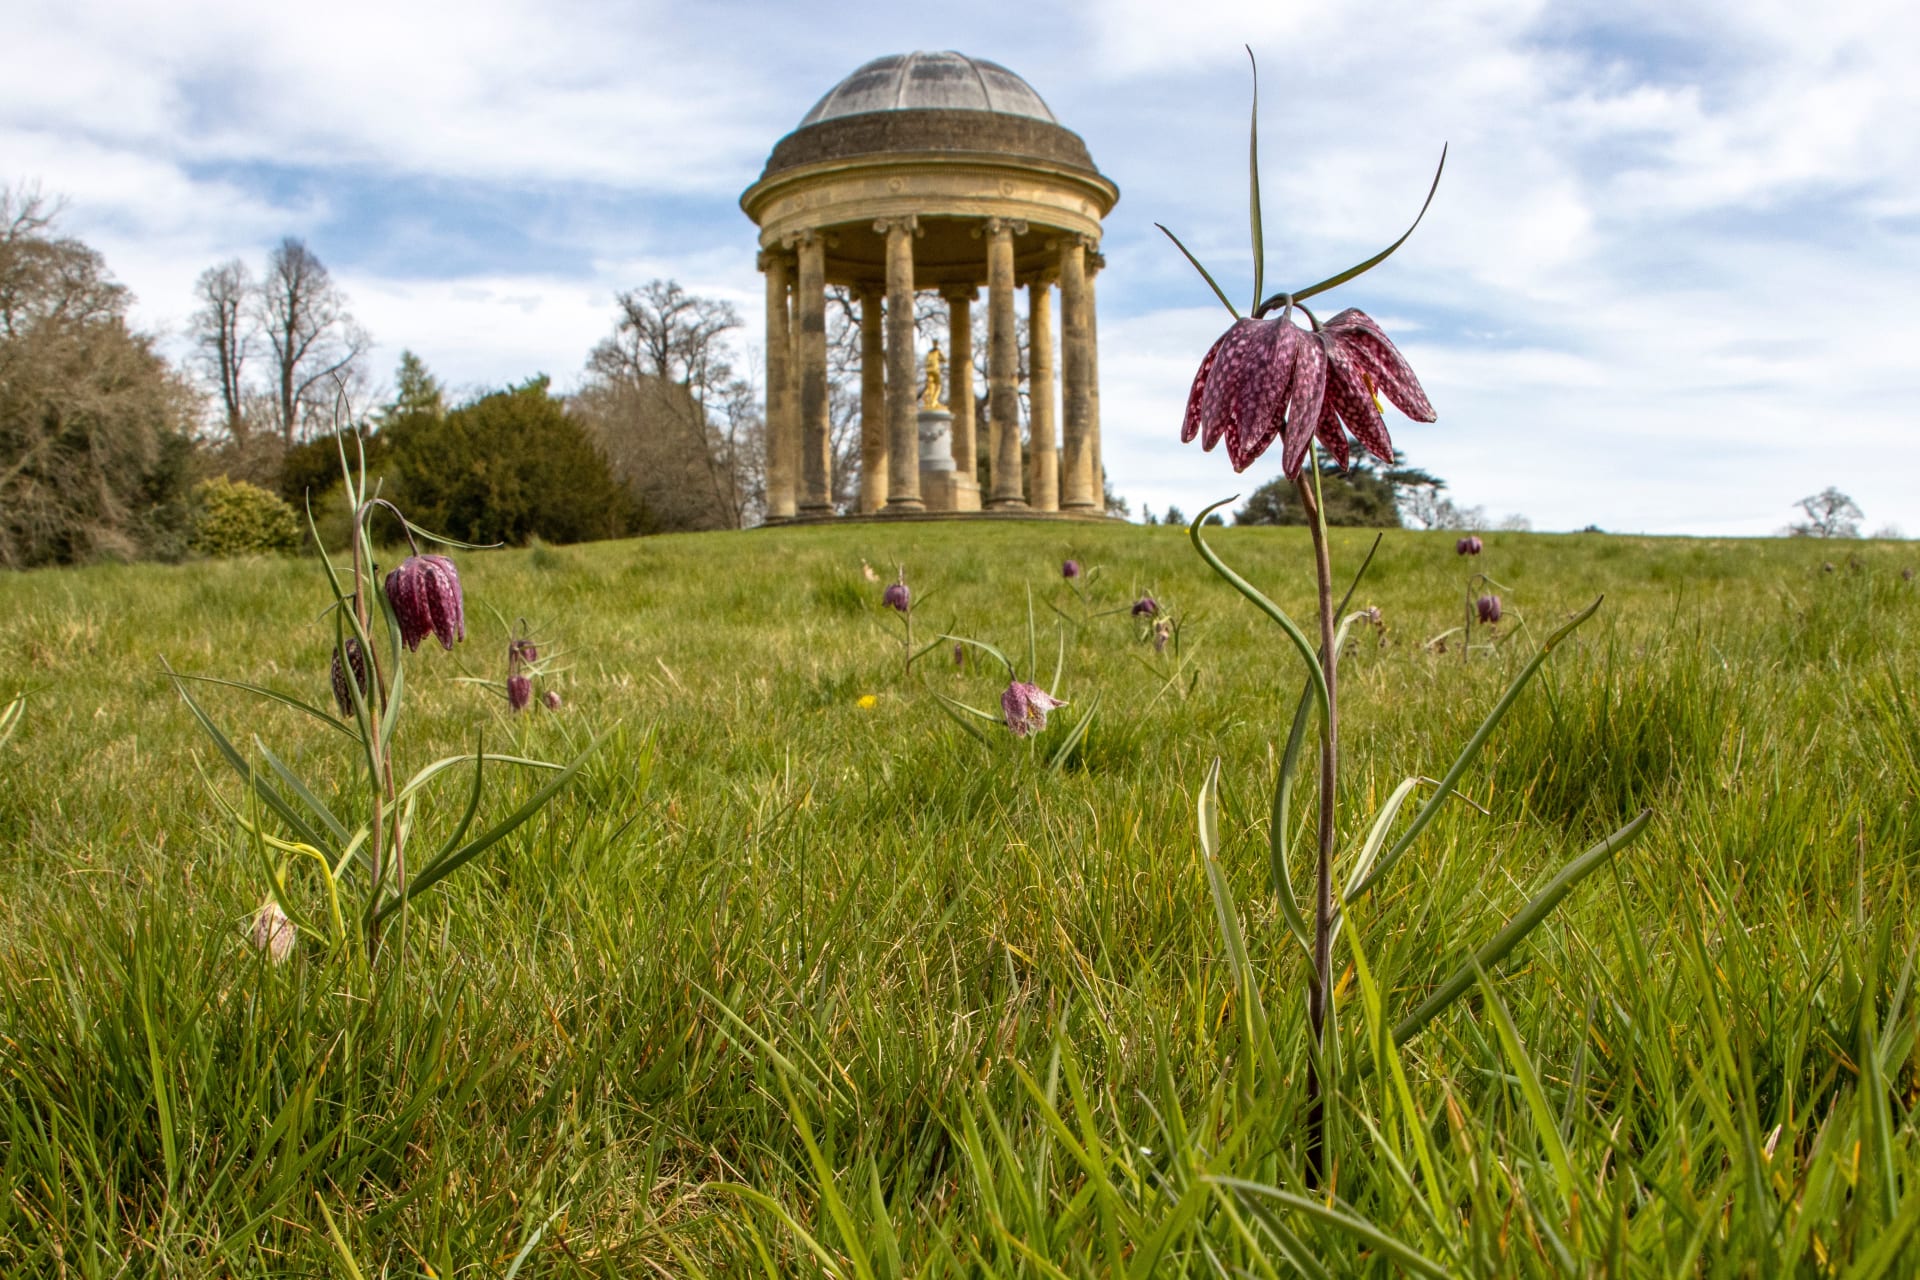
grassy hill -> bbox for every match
[2,521,1917,1275]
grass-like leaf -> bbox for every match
[1156,223,1242,319]
[1393,807,1652,1046]
[1273,144,1447,307]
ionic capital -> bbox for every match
[780,228,838,251]
[1086,249,1107,274]
[974,217,1029,239]
[873,215,921,237]
[756,248,794,273]
[940,284,979,304]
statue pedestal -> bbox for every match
[918,408,957,512]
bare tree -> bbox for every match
[1787,487,1864,538]
[579,280,757,530]
[190,259,254,440]
[257,237,370,446]
[0,187,196,566]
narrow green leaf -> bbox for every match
[1347,595,1604,902]
[1046,693,1101,772]
[253,737,351,847]
[1199,758,1271,1046]
[163,661,328,852]
[1209,1178,1449,1278]
[1393,808,1651,1046]
[385,735,599,914]
[942,634,1016,680]
[1476,965,1579,1210]
[1189,499,1329,725]
[1246,46,1264,314]
[1284,144,1447,305]
[162,673,355,737]
[1156,223,1242,319]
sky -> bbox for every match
[6,0,1918,535]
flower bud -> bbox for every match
[384,554,465,652]
[1476,594,1503,625]
[1062,559,1081,579]
[543,689,563,710]
[507,674,532,713]
[1131,594,1159,617]
[1456,536,1483,556]
[1153,618,1173,653]
[329,636,370,715]
[251,898,294,964]
[882,581,910,612]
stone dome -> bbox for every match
[798,52,1059,127]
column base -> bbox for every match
[1059,500,1098,513]
[798,502,835,516]
[883,497,927,514]
[987,497,1031,512]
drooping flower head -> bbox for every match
[507,673,533,713]
[1181,305,1433,478]
[251,898,295,964]
[543,689,563,710]
[1131,594,1160,617]
[1062,559,1081,580]
[508,638,539,667]
[384,554,465,652]
[1456,536,1483,556]
[1476,594,1503,625]
[1153,617,1173,653]
[1001,680,1067,738]
[882,580,911,612]
[329,636,370,715]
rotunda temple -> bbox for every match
[741,51,1119,519]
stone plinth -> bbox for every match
[917,408,961,512]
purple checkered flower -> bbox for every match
[384,554,465,652]
[1062,560,1081,580]
[1131,594,1159,618]
[1456,536,1482,556]
[507,674,532,713]
[1182,307,1433,477]
[1476,594,1503,625]
[1001,680,1067,738]
[882,580,910,612]
[329,636,369,715]
[543,689,563,710]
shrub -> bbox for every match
[189,476,301,557]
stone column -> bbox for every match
[984,217,1027,510]
[942,285,978,508]
[1087,249,1104,514]
[857,284,887,513]
[1058,234,1096,511]
[1026,272,1058,512]
[793,231,832,515]
[879,217,922,512]
[760,249,796,520]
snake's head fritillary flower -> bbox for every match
[1131,595,1160,618]
[384,554,465,652]
[1001,681,1067,738]
[508,638,538,667]
[507,673,532,713]
[1182,307,1433,478]
[1153,617,1173,653]
[329,636,369,715]
[1476,594,1503,625]
[251,898,295,964]
[953,642,966,668]
[542,689,563,710]
[1062,560,1081,580]
[1456,536,1482,556]
[882,581,910,612]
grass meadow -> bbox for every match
[2,519,1919,1276]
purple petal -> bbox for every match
[1324,339,1396,465]
[1314,396,1350,471]
[1324,309,1436,422]
[1197,320,1264,453]
[1226,322,1301,473]
[1278,339,1329,479]
[1181,331,1228,444]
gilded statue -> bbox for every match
[922,340,944,410]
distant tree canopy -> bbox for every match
[0,187,197,567]
[386,376,637,546]
[1787,487,1864,539]
[1235,461,1406,528]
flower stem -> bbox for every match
[1296,468,1339,1188]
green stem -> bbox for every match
[1297,468,1339,1188]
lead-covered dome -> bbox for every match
[798,52,1058,126]
[756,50,1104,182]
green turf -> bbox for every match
[2,521,1917,1275]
